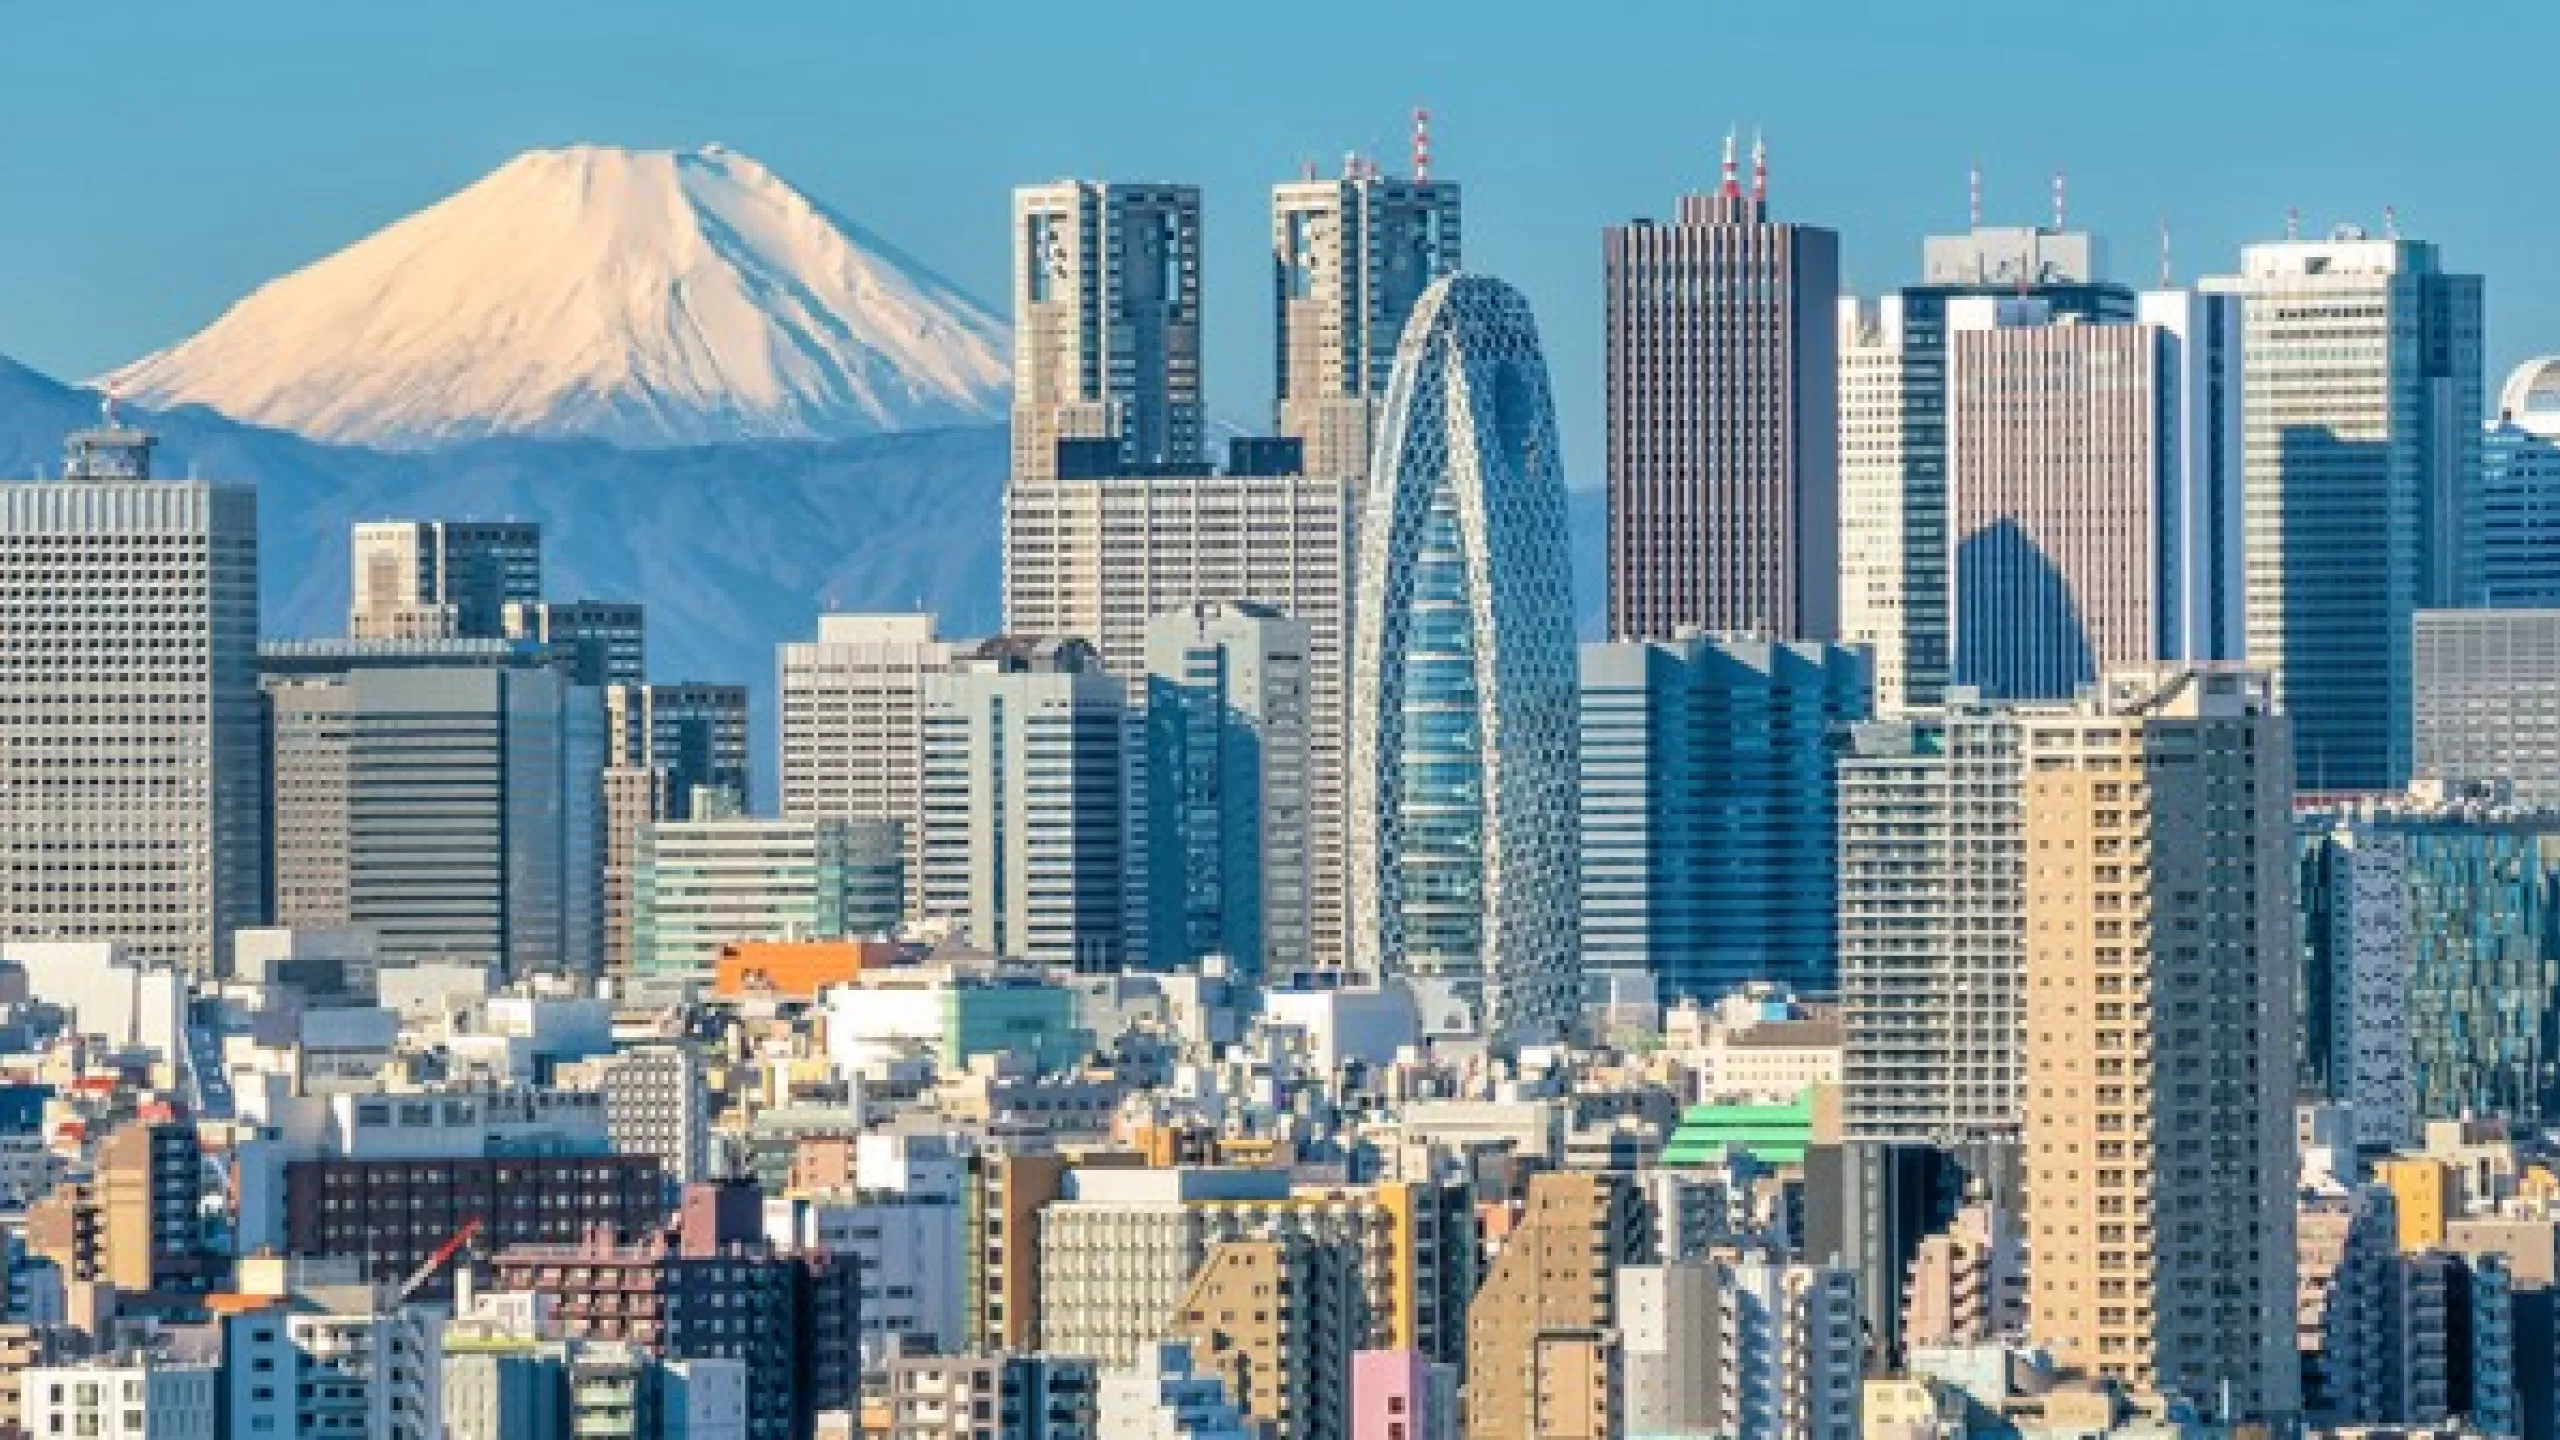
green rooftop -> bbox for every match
[1658,1091,1815,1168]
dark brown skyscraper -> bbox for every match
[1605,136,1840,641]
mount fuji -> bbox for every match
[100,144,1010,449]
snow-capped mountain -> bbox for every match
[101,144,1010,449]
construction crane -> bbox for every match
[395,1217,484,1305]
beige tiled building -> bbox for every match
[2020,667,2296,1421]
[1463,1172,1653,1440]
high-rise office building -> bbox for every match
[632,811,904,978]
[504,598,645,687]
[1839,220,2137,711]
[261,639,606,977]
[1605,137,1840,642]
[2414,608,2560,806]
[1347,275,1581,1043]
[1145,601,1314,980]
[1273,146,1462,481]
[601,680,750,975]
[920,638,1137,970]
[0,416,263,974]
[1836,693,2025,1142]
[2204,229,2484,790]
[1011,181,1202,481]
[2300,797,2560,1142]
[1578,635,1870,1002]
[349,519,541,640]
[2473,357,2560,607]
[1944,290,2243,698]
[780,614,960,918]
[2021,667,2296,1421]
[1002,443,1354,963]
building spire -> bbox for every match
[1750,129,1767,203]
[1412,106,1432,182]
[1719,129,1739,199]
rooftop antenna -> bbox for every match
[1719,129,1740,199]
[2158,215,2173,288]
[1750,129,1767,204]
[1341,149,1358,181]
[2286,206,2300,242]
[1968,161,1982,230]
[1299,158,1317,182]
[1412,107,1432,183]
[2384,204,2400,240]
[2052,170,2067,231]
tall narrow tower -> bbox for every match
[1273,123,1462,482]
[1010,181,1203,482]
[1605,134,1840,642]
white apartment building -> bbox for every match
[1620,1253,1861,1440]
[24,1361,218,1440]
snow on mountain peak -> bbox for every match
[100,143,1011,449]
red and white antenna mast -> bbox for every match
[1750,129,1767,204]
[1412,107,1432,182]
[1719,129,1739,199]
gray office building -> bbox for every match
[506,599,646,688]
[920,638,1138,970]
[2416,609,2560,805]
[1145,600,1314,981]
[0,415,264,974]
[262,639,606,977]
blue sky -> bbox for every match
[1,0,2550,476]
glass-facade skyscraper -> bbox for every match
[1347,274,1580,1044]
[1579,636,1870,1004]
[2472,356,2560,607]
[2203,230,2483,791]
[2300,799,2560,1141]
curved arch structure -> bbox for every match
[1347,274,1580,1045]
[2501,355,2560,438]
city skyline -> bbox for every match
[3,0,2554,480]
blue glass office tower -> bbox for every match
[2471,357,2560,607]
[1580,636,1871,1003]
[2299,800,2560,1141]
[1347,275,1580,1045]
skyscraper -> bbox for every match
[601,680,750,975]
[780,614,959,918]
[2471,357,2560,607]
[632,812,904,979]
[1011,181,1202,481]
[1943,289,2243,698]
[1347,274,1581,1043]
[0,415,262,974]
[1000,443,1353,962]
[349,519,541,641]
[919,638,1137,970]
[2203,228,2483,790]
[1273,139,1462,482]
[261,639,605,978]
[2021,666,2296,1421]
[1145,601,1314,981]
[1838,217,2136,711]
[1605,135,1839,642]
[1578,635,1869,1003]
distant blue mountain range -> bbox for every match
[0,356,1607,792]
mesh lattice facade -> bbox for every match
[1348,275,1579,1043]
